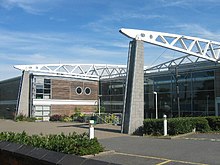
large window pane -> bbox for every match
[34,77,51,99]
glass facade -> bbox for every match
[33,77,51,99]
[100,62,218,118]
[145,69,215,118]
[99,78,125,113]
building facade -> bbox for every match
[0,73,98,120]
[0,62,220,120]
[100,61,220,118]
[31,74,99,121]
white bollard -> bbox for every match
[163,114,167,136]
[89,120,95,139]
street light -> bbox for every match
[98,95,102,115]
[153,92,158,119]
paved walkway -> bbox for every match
[0,119,126,139]
[1,119,220,165]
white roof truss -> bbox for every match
[145,55,209,73]
[120,28,220,62]
[14,64,127,80]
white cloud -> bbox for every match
[169,24,220,41]
[0,28,128,80]
[159,0,220,7]
[0,0,58,14]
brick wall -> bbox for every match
[49,78,99,116]
[51,105,96,116]
[52,79,98,100]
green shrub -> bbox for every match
[72,108,86,122]
[61,115,73,122]
[143,119,164,136]
[0,131,104,156]
[191,117,210,133]
[205,116,220,131]
[168,118,194,135]
[50,114,62,121]
[15,114,36,122]
[105,114,118,124]
[73,108,82,118]
[143,117,212,136]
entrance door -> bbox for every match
[34,105,50,121]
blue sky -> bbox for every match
[1,0,220,80]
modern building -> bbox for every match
[0,59,220,120]
[0,64,127,120]
[1,28,220,122]
[100,60,220,119]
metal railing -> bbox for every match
[91,113,122,125]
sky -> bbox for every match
[1,0,220,80]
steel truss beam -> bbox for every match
[14,64,127,80]
[120,28,220,62]
[145,55,205,73]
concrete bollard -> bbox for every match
[163,114,167,136]
[89,120,95,139]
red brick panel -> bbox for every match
[51,79,98,100]
[51,105,96,116]
[70,81,98,100]
[52,79,71,99]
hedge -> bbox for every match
[143,117,212,136]
[205,116,220,131]
[0,131,104,156]
[191,117,210,133]
[143,119,164,136]
[168,118,195,135]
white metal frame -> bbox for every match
[145,55,206,73]
[14,64,127,80]
[120,28,220,62]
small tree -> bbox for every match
[72,107,85,122]
[73,107,81,117]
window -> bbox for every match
[34,77,51,99]
[76,86,83,95]
[84,87,91,95]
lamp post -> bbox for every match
[175,67,181,117]
[98,95,102,115]
[153,92,158,119]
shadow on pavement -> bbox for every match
[57,123,121,133]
